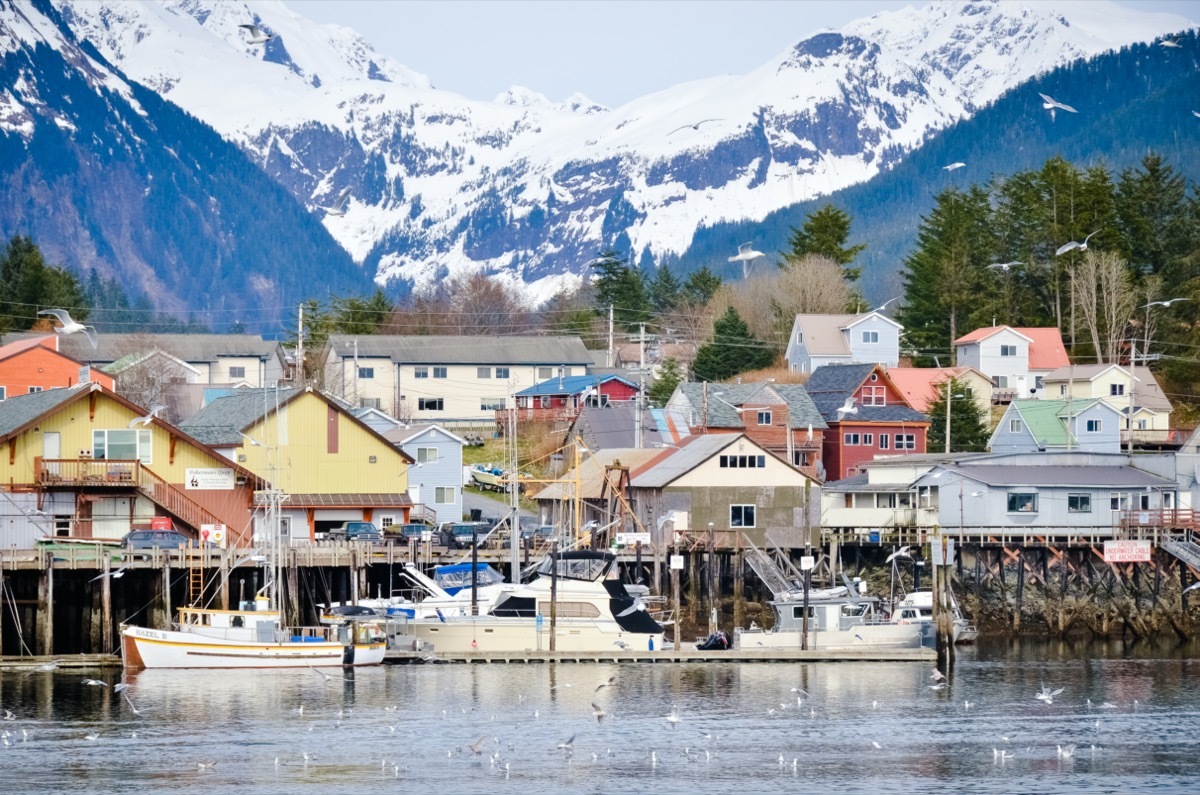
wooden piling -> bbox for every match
[671,537,681,651]
[219,553,230,610]
[161,563,172,628]
[37,558,53,656]
[100,557,113,654]
[1013,549,1024,632]
[732,548,744,629]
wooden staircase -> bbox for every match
[136,465,229,535]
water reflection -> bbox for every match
[2,639,1199,794]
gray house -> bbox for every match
[383,424,466,525]
[989,399,1122,454]
[784,311,901,373]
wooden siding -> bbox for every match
[0,345,113,395]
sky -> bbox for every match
[292,0,1197,108]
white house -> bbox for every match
[785,311,902,373]
[1042,364,1173,436]
[953,326,1069,401]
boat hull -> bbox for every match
[409,617,662,654]
[734,623,927,651]
[120,625,386,670]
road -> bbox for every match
[461,489,536,526]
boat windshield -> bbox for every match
[840,602,873,618]
[535,552,612,582]
[434,564,505,594]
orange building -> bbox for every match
[0,336,113,399]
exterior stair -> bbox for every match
[742,534,796,600]
[136,465,229,534]
[1161,534,1200,571]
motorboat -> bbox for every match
[405,550,665,653]
[121,591,387,670]
[892,590,978,644]
[734,584,931,651]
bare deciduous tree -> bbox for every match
[382,273,532,336]
[1071,250,1139,364]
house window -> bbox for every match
[1139,493,1151,510]
[1068,494,1092,513]
[359,397,381,410]
[357,367,374,379]
[730,504,756,528]
[1059,385,1067,396]
[862,386,886,406]
[1007,493,1037,513]
[793,450,813,467]
[435,486,455,504]
[1010,419,1023,433]
[539,395,552,408]
[757,410,772,426]
[876,493,897,509]
[585,394,610,408]
[28,386,43,393]
[433,367,447,379]
[93,429,152,465]
[538,367,553,379]
[414,367,429,379]
[1135,418,1148,430]
[477,367,491,378]
[1000,345,1017,357]
[895,434,916,450]
[879,434,890,450]
[229,366,246,379]
[719,455,766,468]
[416,447,438,464]
[481,397,506,411]
[862,331,879,344]
[379,516,395,530]
[862,433,874,446]
[1086,419,1102,433]
[418,398,444,411]
[843,433,860,446]
[995,376,1008,388]
[1110,492,1130,511]
[1109,383,1125,396]
[796,332,804,344]
[495,367,510,379]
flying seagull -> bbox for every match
[943,162,966,171]
[1159,37,1182,48]
[987,261,1022,272]
[728,242,765,278]
[875,296,900,312]
[835,396,858,418]
[1039,92,1078,121]
[238,23,273,45]
[37,308,97,348]
[1055,230,1099,256]
[590,702,607,723]
[89,565,129,582]
[128,405,166,429]
[885,545,911,564]
[320,187,352,217]
[669,118,722,135]
[1142,298,1190,309]
[1193,110,1200,119]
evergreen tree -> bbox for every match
[925,378,990,453]
[590,251,650,330]
[1116,154,1190,280]
[787,205,866,280]
[648,357,684,407]
[0,236,89,335]
[681,265,722,306]
[331,289,393,334]
[692,307,775,381]
[648,264,682,314]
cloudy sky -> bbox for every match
[293,0,1196,108]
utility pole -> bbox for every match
[671,532,681,652]
[296,303,305,386]
[801,480,811,651]
[607,304,614,368]
[1127,338,1137,454]
[636,323,645,448]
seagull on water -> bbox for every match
[930,668,946,682]
[319,187,352,217]
[665,706,681,729]
[128,405,166,428]
[238,23,273,45]
[987,261,1022,272]
[943,162,966,171]
[1036,685,1064,704]
[1039,92,1078,121]
[1055,230,1099,256]
[1057,743,1077,759]
[468,736,488,755]
[37,309,97,348]
[669,118,722,135]
[595,676,617,692]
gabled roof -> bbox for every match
[632,434,805,489]
[1005,398,1119,448]
[0,335,59,363]
[0,384,88,438]
[954,325,1034,345]
[7,333,281,364]
[1014,328,1070,370]
[919,463,1173,489]
[804,364,928,424]
[792,312,900,357]
[385,423,466,446]
[102,349,202,376]
[568,403,667,450]
[675,382,827,430]
[515,374,637,397]
[886,367,986,413]
[325,335,593,365]
[1041,365,1172,413]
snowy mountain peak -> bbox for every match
[494,84,554,109]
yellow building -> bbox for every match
[180,386,416,540]
[0,383,261,545]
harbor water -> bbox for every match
[3,638,1200,793]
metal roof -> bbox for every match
[278,493,413,508]
[30,333,280,364]
[179,387,304,446]
[632,434,758,489]
[515,374,637,397]
[924,464,1174,489]
[568,403,666,450]
[1041,365,1173,413]
[325,335,593,365]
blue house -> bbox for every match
[990,399,1122,454]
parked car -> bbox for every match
[396,523,449,545]
[123,529,205,550]
[444,521,491,549]
[520,525,557,545]
[327,521,383,543]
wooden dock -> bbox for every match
[0,654,121,671]
[383,647,936,664]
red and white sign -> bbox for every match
[1103,540,1151,563]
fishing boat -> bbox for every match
[120,489,387,670]
[733,583,931,651]
[891,589,978,644]
[404,550,665,653]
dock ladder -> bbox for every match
[742,535,796,600]
[188,559,205,605]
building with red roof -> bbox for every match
[0,336,113,400]
[954,325,1069,403]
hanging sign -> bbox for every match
[186,468,234,490]
[670,555,684,570]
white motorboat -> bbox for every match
[734,585,931,651]
[892,589,978,644]
[405,550,665,653]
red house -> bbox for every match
[504,374,640,424]
[803,363,930,481]
[0,336,114,399]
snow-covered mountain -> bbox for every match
[41,0,1199,301]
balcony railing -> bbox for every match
[496,406,578,424]
[38,457,138,486]
[1117,508,1200,532]
[1120,429,1189,448]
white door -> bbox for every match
[43,432,60,459]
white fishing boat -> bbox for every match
[734,584,931,651]
[891,589,978,644]
[405,550,665,653]
[120,489,387,670]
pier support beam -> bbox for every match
[1013,549,1024,632]
[161,563,172,628]
[100,556,113,654]
[37,559,53,656]
[732,549,745,629]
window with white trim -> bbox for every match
[1010,419,1023,433]
[1110,492,1129,511]
[1000,345,1017,357]
[418,398,444,411]
[538,367,553,379]
[995,376,1008,388]
[495,367,510,379]
[862,386,886,406]
[357,367,374,379]
[1007,493,1037,512]
[481,397,506,411]
[379,516,396,530]
[93,429,152,465]
[416,447,438,464]
[433,367,447,379]
[895,434,916,450]
[730,504,756,528]
[862,330,879,344]
[229,366,246,379]
[0,386,6,400]
[28,386,42,393]
[359,397,381,410]
[843,433,860,446]
[863,433,874,446]
[414,367,429,379]
[435,486,455,504]
[477,367,491,378]
[1109,383,1125,396]
[757,410,772,426]
[1086,419,1102,433]
[1068,494,1091,513]
[878,434,890,450]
